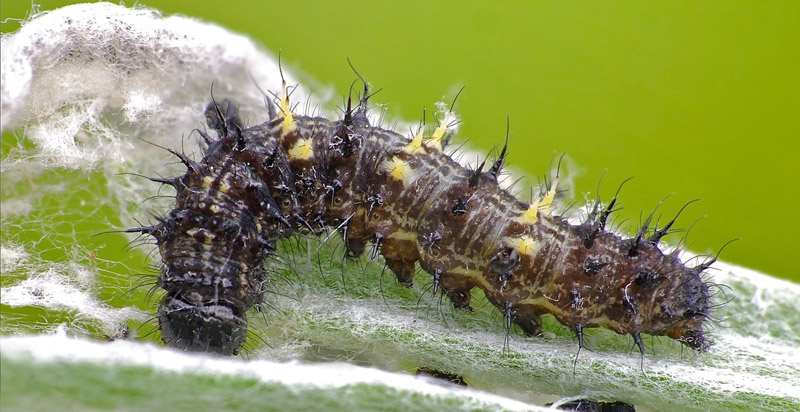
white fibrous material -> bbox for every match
[1,259,145,336]
[1,3,798,412]
[0,333,547,412]
[1,2,313,170]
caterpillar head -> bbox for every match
[631,256,714,352]
[158,296,248,356]
[660,268,713,351]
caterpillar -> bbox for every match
[127,77,718,358]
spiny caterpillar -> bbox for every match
[127,76,720,358]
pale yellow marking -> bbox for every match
[517,178,560,224]
[382,156,414,186]
[516,297,624,332]
[202,176,214,188]
[287,137,314,160]
[505,235,539,256]
[520,203,541,225]
[425,122,447,152]
[280,80,296,136]
[584,315,623,332]
[517,296,562,317]
[403,129,425,154]
[449,266,482,280]
[218,181,231,194]
[387,230,418,242]
[538,178,558,216]
[186,228,215,244]
[450,267,495,292]
[281,116,297,136]
[210,204,220,214]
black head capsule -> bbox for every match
[158,297,247,356]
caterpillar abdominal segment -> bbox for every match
[132,80,717,357]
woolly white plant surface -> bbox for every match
[1,3,798,412]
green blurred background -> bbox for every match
[3,0,799,283]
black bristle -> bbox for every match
[628,213,653,257]
[433,268,443,295]
[468,159,486,189]
[648,199,699,245]
[584,177,632,249]
[488,118,510,180]
[124,225,157,235]
[167,148,198,173]
[371,233,383,259]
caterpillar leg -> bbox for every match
[381,235,421,287]
[385,258,415,287]
[509,304,543,337]
[342,218,369,258]
[439,273,473,310]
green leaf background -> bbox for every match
[2,2,799,412]
[5,0,798,280]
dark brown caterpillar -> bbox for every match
[128,79,718,357]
